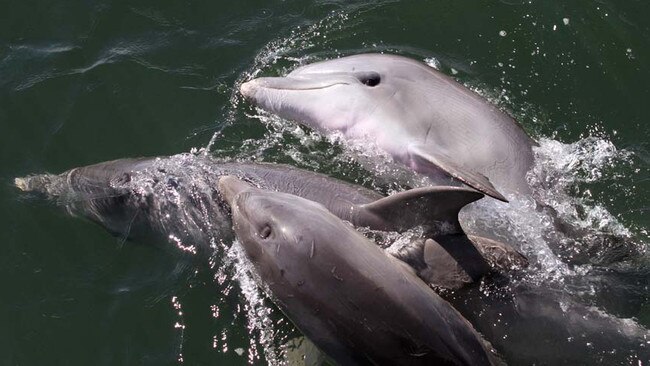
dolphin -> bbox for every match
[445,280,650,365]
[15,153,525,288]
[240,53,538,201]
[218,175,499,366]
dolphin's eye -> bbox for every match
[356,72,381,87]
[259,225,272,239]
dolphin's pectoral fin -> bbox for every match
[417,235,528,289]
[419,238,476,289]
[408,145,508,202]
[357,186,483,234]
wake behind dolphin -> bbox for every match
[240,53,538,201]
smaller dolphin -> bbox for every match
[218,176,499,366]
[240,54,538,201]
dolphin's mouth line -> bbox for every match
[241,74,358,98]
[256,81,350,91]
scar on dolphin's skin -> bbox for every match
[331,266,343,282]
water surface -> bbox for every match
[1,1,648,364]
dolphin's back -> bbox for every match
[226,162,382,205]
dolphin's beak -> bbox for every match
[14,177,30,191]
[240,75,353,100]
[218,176,254,207]
[240,80,260,100]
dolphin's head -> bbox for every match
[240,54,436,134]
[219,176,338,280]
[241,54,537,199]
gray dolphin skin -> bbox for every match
[240,54,538,201]
[218,175,498,366]
[13,154,474,245]
[15,154,524,288]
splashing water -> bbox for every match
[220,242,283,365]
[460,135,645,285]
[206,10,355,154]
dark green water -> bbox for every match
[1,1,648,365]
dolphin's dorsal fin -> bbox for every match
[355,186,483,234]
[408,145,508,202]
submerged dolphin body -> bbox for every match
[218,176,498,366]
[15,154,523,288]
[240,54,537,201]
